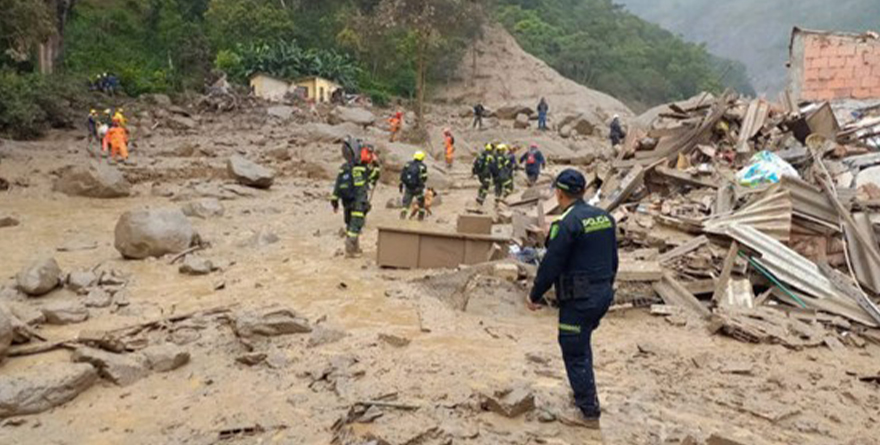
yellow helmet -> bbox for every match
[497,144,509,152]
[413,151,426,161]
[484,143,494,151]
[90,109,96,114]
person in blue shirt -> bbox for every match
[518,143,546,186]
[527,169,618,429]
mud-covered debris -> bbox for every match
[378,333,411,348]
[141,344,190,372]
[0,362,98,418]
[114,208,195,260]
[67,270,98,295]
[179,256,214,275]
[235,352,267,366]
[181,198,225,219]
[480,384,536,418]
[492,263,520,281]
[84,288,113,308]
[71,347,149,386]
[307,325,347,348]
[7,302,45,326]
[227,155,275,189]
[234,308,312,338]
[16,257,62,297]
[41,301,89,325]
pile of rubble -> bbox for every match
[511,90,880,348]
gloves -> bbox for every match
[331,200,339,212]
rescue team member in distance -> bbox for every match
[527,169,619,429]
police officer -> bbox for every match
[331,138,371,256]
[527,169,618,429]
[472,143,495,206]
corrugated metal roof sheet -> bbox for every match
[846,212,880,294]
[704,189,792,242]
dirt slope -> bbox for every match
[433,26,633,127]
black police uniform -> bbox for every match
[529,171,618,419]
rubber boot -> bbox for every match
[344,237,360,257]
[417,210,425,221]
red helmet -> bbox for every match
[395,111,403,119]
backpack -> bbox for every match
[401,161,423,188]
[336,164,357,201]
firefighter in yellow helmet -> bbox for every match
[399,151,429,220]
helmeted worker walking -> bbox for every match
[527,169,618,429]
[472,143,496,206]
[331,138,372,256]
[443,128,455,168]
[492,144,514,201]
[87,109,99,147]
[102,121,129,162]
[399,151,429,220]
[388,111,403,142]
[519,143,546,186]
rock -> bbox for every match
[234,308,312,338]
[328,107,376,127]
[307,325,347,348]
[7,302,45,326]
[0,286,24,301]
[0,305,13,359]
[114,208,195,259]
[42,301,89,325]
[573,117,595,136]
[514,113,531,129]
[181,198,225,219]
[84,288,113,308]
[481,385,536,418]
[227,155,275,189]
[71,347,148,386]
[0,362,98,418]
[267,105,294,120]
[16,257,62,297]
[268,147,292,161]
[236,352,267,366]
[239,227,280,248]
[166,114,197,130]
[53,162,132,198]
[143,93,172,107]
[378,333,411,348]
[0,214,20,228]
[495,105,533,120]
[67,270,98,295]
[179,256,213,275]
[301,122,363,143]
[559,125,573,139]
[56,239,99,252]
[141,344,190,372]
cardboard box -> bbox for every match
[377,226,509,269]
[456,214,494,235]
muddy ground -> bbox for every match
[1,109,879,445]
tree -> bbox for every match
[0,0,54,68]
[376,0,485,129]
[205,0,296,51]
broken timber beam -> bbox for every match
[653,272,711,319]
[659,235,709,264]
[712,241,739,305]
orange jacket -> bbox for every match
[103,127,128,150]
[389,117,401,131]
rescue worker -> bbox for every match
[609,115,626,147]
[87,109,99,146]
[102,121,129,163]
[473,103,485,129]
[443,128,455,168]
[519,143,546,186]
[399,151,429,220]
[527,169,618,429]
[472,143,495,206]
[388,111,403,142]
[361,143,382,189]
[331,138,370,256]
[537,98,549,131]
[492,144,514,201]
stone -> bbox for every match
[328,107,376,127]
[16,257,62,297]
[42,301,89,325]
[143,93,172,107]
[0,362,98,418]
[234,308,312,338]
[301,122,363,143]
[7,302,45,326]
[141,344,190,372]
[71,347,149,386]
[0,214,20,228]
[239,228,280,248]
[67,270,98,295]
[493,263,520,281]
[0,305,13,359]
[227,155,275,189]
[84,288,113,308]
[481,385,536,418]
[559,125,573,139]
[166,114,197,130]
[495,105,533,120]
[179,256,214,275]
[378,333,411,348]
[514,113,531,129]
[267,105,294,120]
[181,198,225,219]
[53,162,132,198]
[114,208,195,259]
[307,325,347,348]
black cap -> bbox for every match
[554,169,586,194]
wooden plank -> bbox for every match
[658,235,708,264]
[654,166,719,189]
[652,272,711,318]
[819,263,880,326]
[599,164,645,212]
[617,261,663,282]
[712,241,739,305]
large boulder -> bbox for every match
[53,162,132,198]
[558,114,596,136]
[71,347,148,386]
[227,156,275,189]
[328,107,376,127]
[495,105,534,120]
[114,208,195,259]
[16,257,62,297]
[300,123,364,143]
[376,142,452,189]
[267,105,294,120]
[0,362,98,418]
[514,113,531,129]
